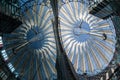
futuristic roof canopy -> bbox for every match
[1,0,117,79]
[59,2,116,76]
[3,2,57,80]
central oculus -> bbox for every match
[27,26,44,49]
[73,20,90,42]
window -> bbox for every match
[1,50,8,61]
[7,63,15,72]
[0,36,3,48]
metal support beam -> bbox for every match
[50,0,78,80]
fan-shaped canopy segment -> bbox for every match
[59,2,116,76]
[3,2,57,80]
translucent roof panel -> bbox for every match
[59,2,116,76]
[3,1,57,79]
